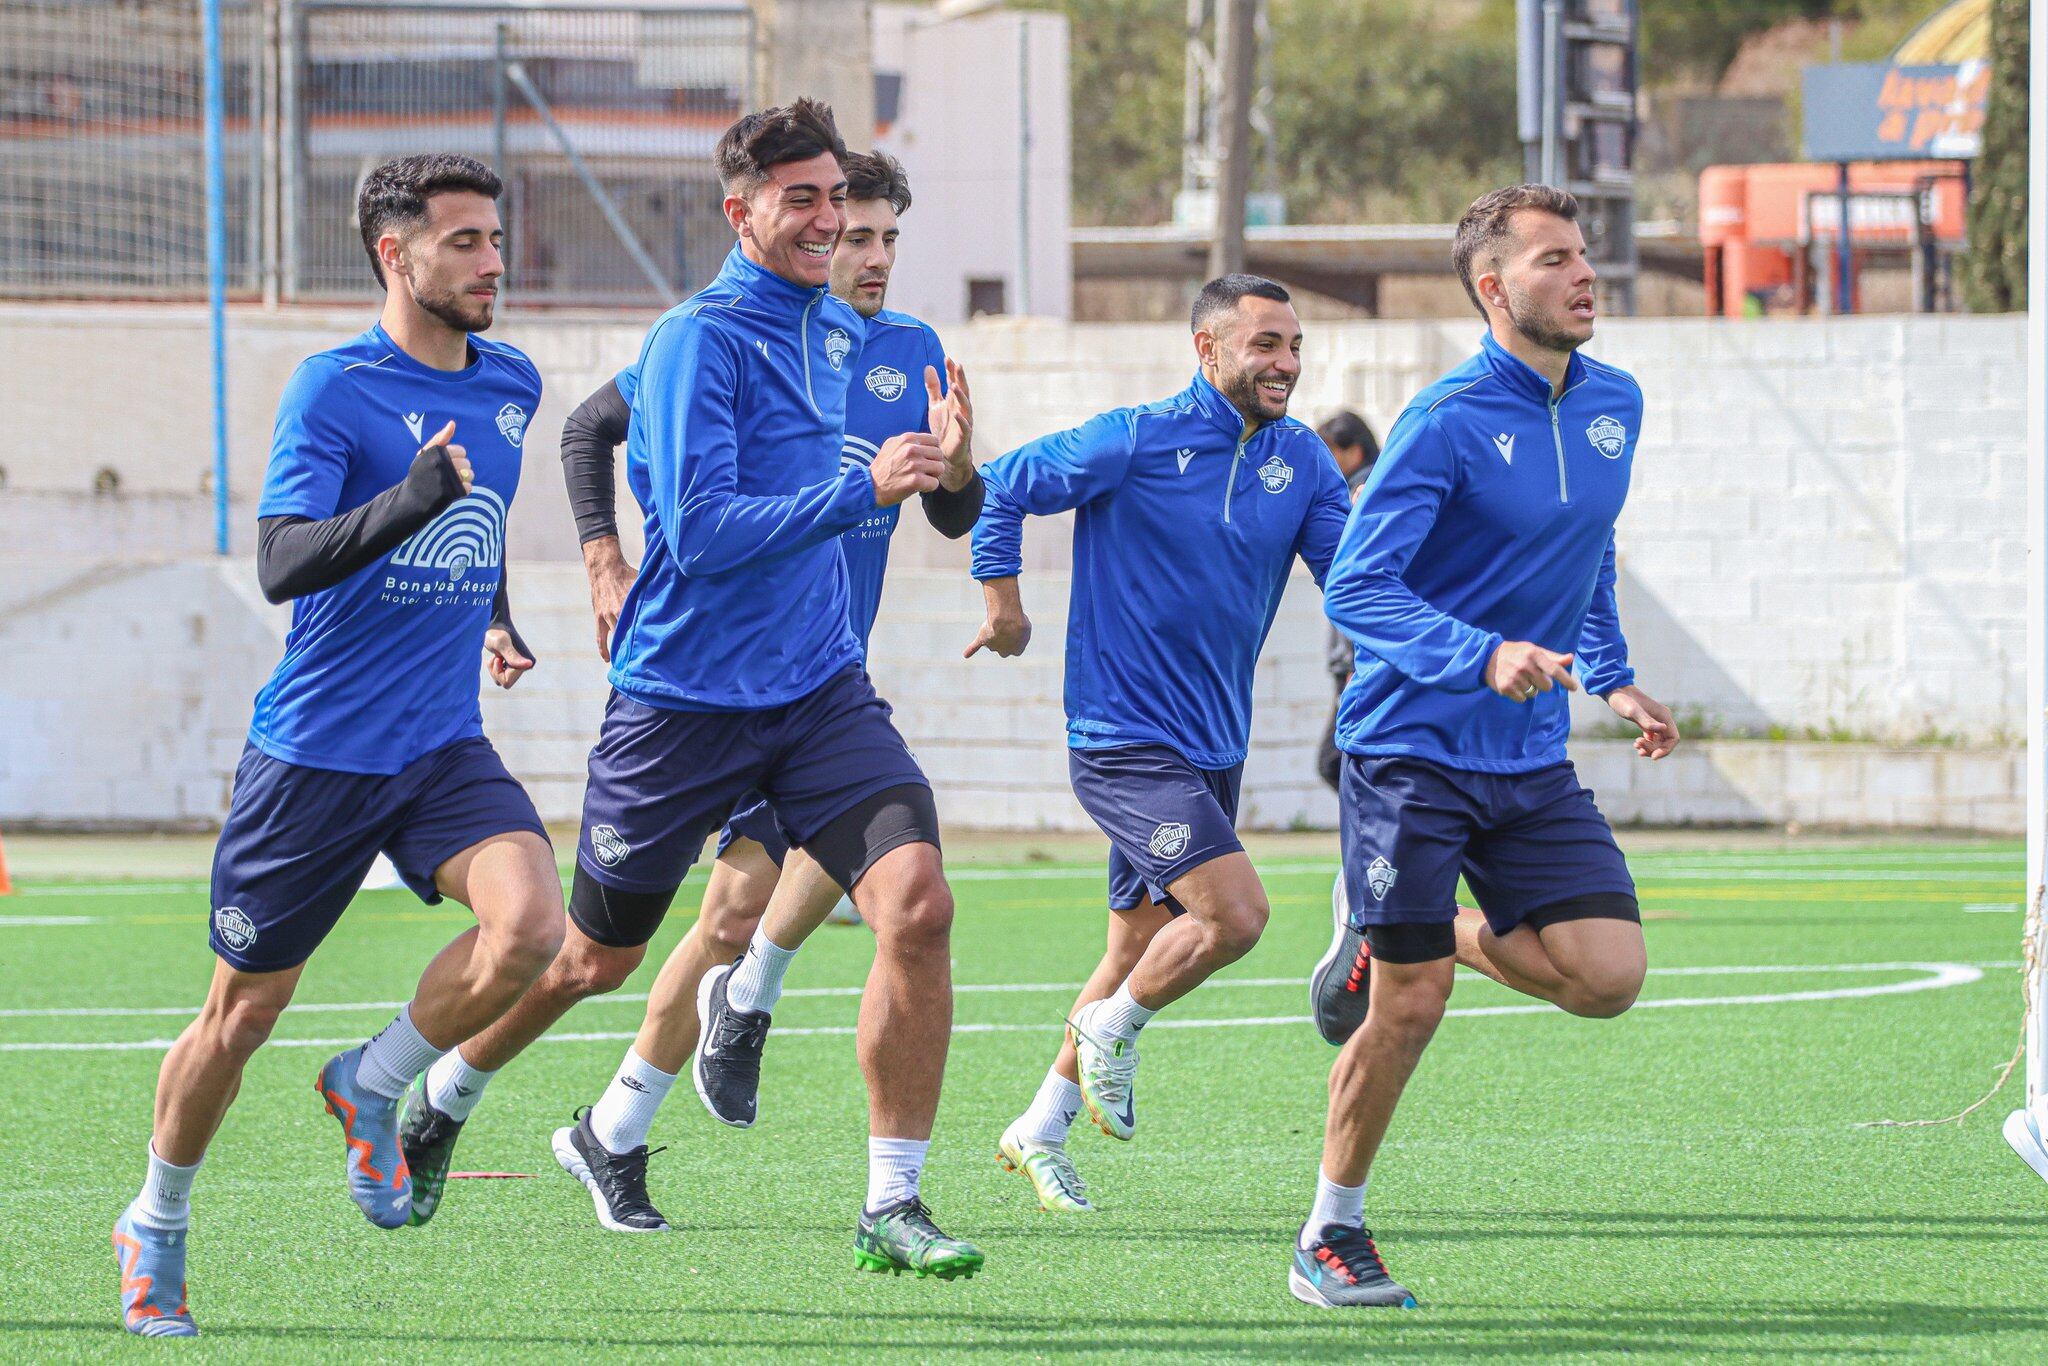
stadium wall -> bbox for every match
[0,309,2023,831]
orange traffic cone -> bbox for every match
[0,829,12,895]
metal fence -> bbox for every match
[0,0,751,304]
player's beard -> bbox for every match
[412,277,494,334]
[843,274,888,319]
[1501,280,1586,355]
[1217,357,1290,425]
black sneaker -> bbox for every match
[1310,871,1372,1046]
[550,1106,669,1233]
[1289,1222,1417,1308]
[692,956,770,1128]
[399,1076,465,1227]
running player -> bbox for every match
[406,102,985,1279]
[1289,185,1678,1309]
[112,154,563,1336]
[967,274,1352,1213]
[402,149,979,1209]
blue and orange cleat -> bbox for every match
[314,1045,412,1228]
[112,1205,198,1337]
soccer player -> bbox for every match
[404,102,986,1279]
[1289,185,1678,1309]
[401,149,978,1208]
[111,154,563,1337]
[967,274,1352,1213]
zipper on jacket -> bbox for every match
[1223,432,1248,523]
[1547,394,1569,505]
[798,292,821,416]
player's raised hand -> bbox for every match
[926,359,975,490]
[869,430,946,507]
[484,627,533,689]
[1485,641,1579,702]
[1605,684,1680,759]
[422,420,472,496]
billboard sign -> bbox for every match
[1801,60,1988,161]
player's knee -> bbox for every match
[1368,978,1449,1043]
[1208,896,1270,961]
[699,905,760,961]
[208,993,287,1058]
[493,909,565,985]
[874,874,954,956]
[556,939,645,999]
[1560,969,1640,1019]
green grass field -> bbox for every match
[3,832,2045,1360]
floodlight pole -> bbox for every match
[2023,0,2048,1112]
[202,0,230,555]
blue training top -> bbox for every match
[250,324,539,774]
[972,372,1352,769]
[1327,331,1640,773]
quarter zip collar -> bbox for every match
[1480,331,1585,404]
[716,243,828,319]
[1186,371,1262,442]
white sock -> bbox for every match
[589,1049,677,1155]
[133,1143,200,1231]
[1095,982,1157,1040]
[866,1136,930,1212]
[726,926,798,1015]
[1018,1068,1083,1146]
[1300,1169,1367,1246]
[425,1049,498,1123]
[354,1005,442,1100]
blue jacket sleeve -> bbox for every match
[638,314,875,577]
[1322,409,1502,692]
[1294,442,1353,587]
[969,410,1135,581]
[1575,532,1635,696]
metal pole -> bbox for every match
[1016,14,1032,315]
[1835,161,1854,314]
[260,0,281,307]
[279,0,302,300]
[203,0,231,555]
[1207,0,1255,279]
[504,61,677,306]
[2020,0,2047,1115]
[1539,0,1561,186]
[493,20,509,310]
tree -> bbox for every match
[1960,0,2026,312]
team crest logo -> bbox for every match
[864,365,907,401]
[825,327,852,370]
[1149,822,1191,860]
[1258,454,1294,493]
[390,487,506,584]
[590,824,631,868]
[1366,856,1398,901]
[496,403,527,447]
[213,905,257,952]
[1586,414,1627,459]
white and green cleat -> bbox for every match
[1067,1000,1139,1141]
[996,1125,1094,1212]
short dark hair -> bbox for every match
[1190,273,1291,333]
[714,98,847,198]
[1317,410,1380,461]
[357,153,502,287]
[843,150,912,214]
[1452,183,1579,318]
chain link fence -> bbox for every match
[0,0,750,304]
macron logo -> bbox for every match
[1492,432,1515,465]
[1175,447,1196,474]
[403,411,425,444]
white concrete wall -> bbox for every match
[0,309,2024,829]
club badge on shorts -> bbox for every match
[1149,822,1191,860]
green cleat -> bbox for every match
[996,1125,1094,1212]
[398,1075,464,1227]
[854,1198,985,1280]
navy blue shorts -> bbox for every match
[209,736,548,973]
[714,789,794,866]
[1339,755,1635,936]
[578,666,927,894]
[1068,744,1244,916]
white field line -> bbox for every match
[0,961,1991,1052]
[1964,903,2023,912]
[0,915,101,926]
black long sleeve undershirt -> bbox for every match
[255,446,466,602]
[559,377,986,545]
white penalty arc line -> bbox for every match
[0,962,1986,1052]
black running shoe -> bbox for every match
[399,1076,465,1227]
[550,1106,669,1233]
[692,956,770,1128]
[1310,871,1372,1046]
[1289,1222,1417,1308]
